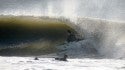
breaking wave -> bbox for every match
[0,16,74,56]
[0,15,125,59]
[57,18,125,59]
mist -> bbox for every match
[0,0,124,21]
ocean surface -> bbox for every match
[0,0,125,70]
[0,15,124,59]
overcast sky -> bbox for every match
[0,0,124,21]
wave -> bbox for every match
[56,17,125,58]
[0,15,75,56]
[0,15,125,59]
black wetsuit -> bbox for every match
[67,30,77,43]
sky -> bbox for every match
[0,0,124,21]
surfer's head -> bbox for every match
[67,30,71,33]
[64,54,68,58]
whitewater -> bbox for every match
[53,17,125,59]
[0,56,125,70]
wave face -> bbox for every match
[0,16,125,59]
[56,18,125,58]
[0,16,74,56]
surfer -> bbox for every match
[34,57,39,60]
[55,54,68,61]
[67,30,76,42]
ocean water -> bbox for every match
[0,0,124,58]
[0,16,75,56]
[0,0,125,70]
[0,57,125,70]
[0,16,125,59]
[57,17,125,59]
